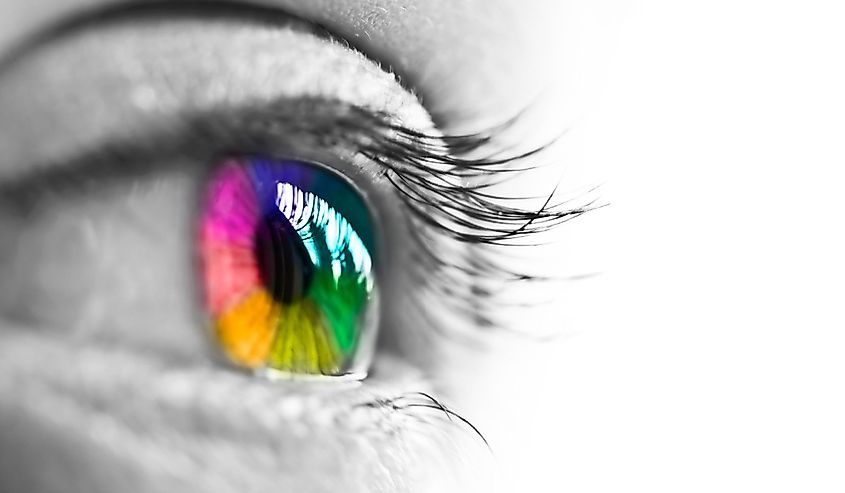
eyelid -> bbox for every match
[0,12,434,183]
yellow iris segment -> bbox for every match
[215,290,279,368]
[267,301,341,375]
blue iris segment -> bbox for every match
[244,156,376,295]
[274,182,373,289]
[247,157,376,255]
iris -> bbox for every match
[198,157,378,378]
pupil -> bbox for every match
[253,207,314,304]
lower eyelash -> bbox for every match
[356,392,489,449]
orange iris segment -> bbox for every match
[216,290,281,368]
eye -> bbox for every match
[0,11,437,370]
[200,157,378,378]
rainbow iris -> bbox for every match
[199,157,377,377]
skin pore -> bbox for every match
[0,1,580,492]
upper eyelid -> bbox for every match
[0,9,434,181]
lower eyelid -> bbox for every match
[0,328,482,493]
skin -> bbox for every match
[0,1,583,492]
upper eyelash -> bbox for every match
[340,106,601,333]
[355,391,490,449]
[353,107,594,245]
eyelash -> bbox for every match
[356,391,490,448]
[353,107,592,244]
[342,106,599,333]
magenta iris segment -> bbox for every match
[198,157,378,377]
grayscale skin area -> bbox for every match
[0,2,576,493]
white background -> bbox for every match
[479,1,845,491]
[1,1,841,491]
